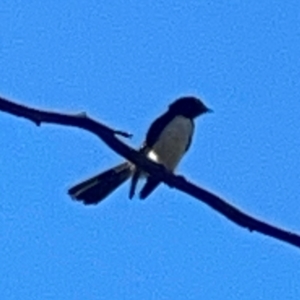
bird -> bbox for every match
[68,96,212,205]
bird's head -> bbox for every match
[168,96,212,119]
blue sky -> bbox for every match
[1,1,300,299]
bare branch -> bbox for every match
[0,95,299,249]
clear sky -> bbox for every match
[1,1,300,299]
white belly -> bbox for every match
[147,116,193,171]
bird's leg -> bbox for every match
[129,169,141,199]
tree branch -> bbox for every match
[1,95,299,249]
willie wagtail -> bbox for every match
[68,96,212,204]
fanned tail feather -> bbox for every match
[68,162,132,205]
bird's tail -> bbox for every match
[68,162,133,205]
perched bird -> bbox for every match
[68,96,212,205]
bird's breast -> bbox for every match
[147,116,193,171]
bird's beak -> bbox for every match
[206,108,214,113]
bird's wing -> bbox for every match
[145,111,174,148]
